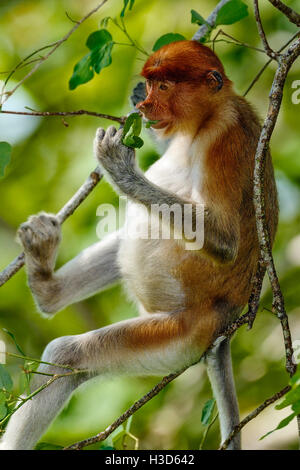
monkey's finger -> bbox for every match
[96,128,105,141]
[38,212,59,228]
[17,224,33,246]
[114,128,125,144]
[105,126,117,139]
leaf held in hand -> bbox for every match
[122,113,144,149]
[153,33,186,52]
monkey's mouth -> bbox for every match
[149,120,168,129]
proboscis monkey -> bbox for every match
[0,40,278,450]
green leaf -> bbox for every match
[215,0,248,26]
[152,33,186,52]
[2,328,26,356]
[0,142,12,178]
[19,371,30,395]
[0,364,13,391]
[275,387,300,409]
[100,16,111,28]
[292,401,300,414]
[99,445,116,450]
[145,120,159,128]
[69,54,94,90]
[69,29,114,90]
[191,10,208,26]
[122,113,144,149]
[201,398,215,426]
[86,29,112,50]
[199,31,212,44]
[260,412,296,440]
[123,134,144,149]
[0,403,7,420]
[120,0,135,17]
[0,390,6,405]
[123,113,140,136]
[125,415,133,432]
[35,442,64,450]
[290,369,300,386]
[91,42,113,74]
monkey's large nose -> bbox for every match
[136,98,153,113]
[136,101,147,112]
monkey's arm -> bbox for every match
[17,214,121,314]
[95,126,239,264]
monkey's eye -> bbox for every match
[159,83,169,91]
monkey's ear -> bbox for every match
[206,70,223,91]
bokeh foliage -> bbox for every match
[0,0,300,450]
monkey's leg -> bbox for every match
[17,213,121,314]
[205,338,241,450]
[0,313,203,450]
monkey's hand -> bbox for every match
[17,212,61,274]
[94,126,136,191]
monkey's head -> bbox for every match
[136,40,232,136]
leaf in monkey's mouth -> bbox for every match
[145,119,160,128]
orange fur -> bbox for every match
[136,40,278,338]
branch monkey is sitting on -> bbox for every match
[0,40,278,450]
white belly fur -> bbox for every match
[118,133,206,314]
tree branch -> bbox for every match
[62,302,284,451]
[0,167,103,287]
[62,310,251,451]
[253,36,300,376]
[253,0,278,59]
[0,109,125,125]
[244,30,300,96]
[0,369,87,428]
[219,385,292,450]
[63,369,186,450]
[268,0,300,26]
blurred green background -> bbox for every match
[0,0,300,450]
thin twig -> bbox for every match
[210,29,266,54]
[247,260,266,329]
[0,0,108,105]
[244,31,300,96]
[0,109,125,125]
[253,37,300,376]
[65,11,80,25]
[0,369,86,428]
[62,303,264,451]
[253,0,278,60]
[192,0,231,41]
[0,168,103,287]
[64,369,186,450]
[219,385,291,450]
[0,42,59,95]
[6,351,78,372]
[199,402,218,450]
[268,0,300,26]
